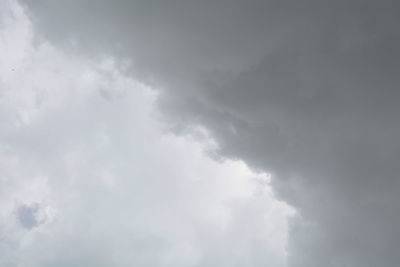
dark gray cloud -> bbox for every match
[18,1,400,266]
[0,5,292,266]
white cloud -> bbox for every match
[17,1,400,266]
[0,3,294,266]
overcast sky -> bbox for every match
[2,0,400,266]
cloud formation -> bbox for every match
[17,1,400,266]
[0,3,293,266]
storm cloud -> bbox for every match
[11,0,400,266]
[0,3,293,266]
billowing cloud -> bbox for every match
[0,2,293,267]
[16,0,400,266]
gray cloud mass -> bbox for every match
[0,4,293,266]
[15,1,400,266]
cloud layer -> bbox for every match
[0,3,293,266]
[11,0,400,266]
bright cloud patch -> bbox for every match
[0,3,294,267]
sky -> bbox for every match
[2,0,400,266]
[0,2,293,267]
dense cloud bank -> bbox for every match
[0,3,292,266]
[14,0,400,266]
